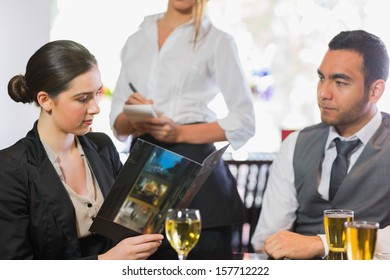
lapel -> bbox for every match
[78,135,115,198]
[25,123,81,254]
[25,123,117,256]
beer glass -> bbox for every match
[165,208,201,260]
[345,221,379,260]
[324,209,354,258]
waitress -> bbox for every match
[109,0,255,259]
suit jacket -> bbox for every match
[0,122,122,259]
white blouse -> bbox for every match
[110,13,255,150]
[42,138,104,238]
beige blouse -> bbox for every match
[42,138,104,238]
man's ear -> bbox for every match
[37,91,52,112]
[368,80,385,104]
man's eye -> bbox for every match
[336,81,347,86]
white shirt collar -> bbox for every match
[325,110,382,150]
[141,12,211,33]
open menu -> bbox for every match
[89,139,228,242]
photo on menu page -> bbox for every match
[89,138,228,242]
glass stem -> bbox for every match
[178,253,187,260]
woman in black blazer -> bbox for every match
[0,40,163,259]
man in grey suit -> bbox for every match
[251,30,390,259]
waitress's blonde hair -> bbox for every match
[193,0,207,44]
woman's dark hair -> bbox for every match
[328,30,389,93]
[8,40,97,105]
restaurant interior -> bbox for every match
[1,0,390,258]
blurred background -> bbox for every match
[2,0,390,159]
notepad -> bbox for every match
[123,104,160,123]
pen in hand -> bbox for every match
[128,83,155,107]
[129,83,137,93]
[128,82,143,103]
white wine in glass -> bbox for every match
[165,208,201,260]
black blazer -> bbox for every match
[0,122,122,259]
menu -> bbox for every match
[89,139,228,241]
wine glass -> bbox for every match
[165,208,201,260]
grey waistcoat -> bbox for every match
[292,112,390,235]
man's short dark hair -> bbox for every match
[329,30,389,92]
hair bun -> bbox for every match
[8,74,32,103]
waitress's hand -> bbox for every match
[125,92,155,135]
[140,116,180,143]
[125,92,153,105]
[98,234,163,260]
